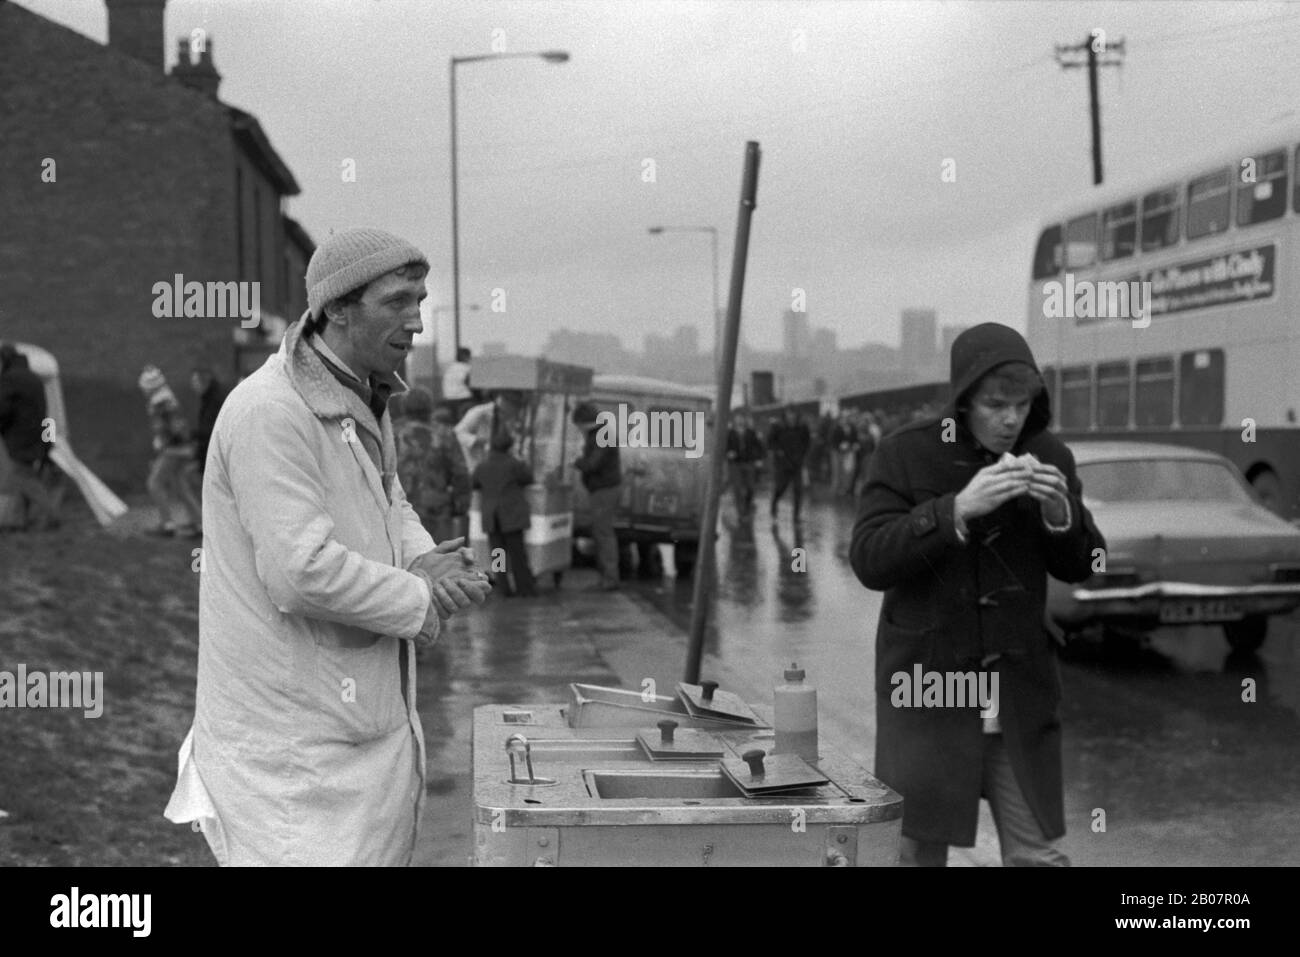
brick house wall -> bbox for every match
[0,1,308,492]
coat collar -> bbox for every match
[278,318,407,439]
[279,319,411,507]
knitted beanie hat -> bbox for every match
[305,227,429,319]
[138,365,167,393]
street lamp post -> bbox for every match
[648,225,720,377]
[450,49,569,355]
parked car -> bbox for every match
[569,374,713,577]
[1047,441,1300,652]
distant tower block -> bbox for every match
[900,308,938,374]
[783,310,811,357]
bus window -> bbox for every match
[1134,357,1175,427]
[1237,149,1287,226]
[1101,201,1137,260]
[1096,361,1131,429]
[1033,225,1062,279]
[1140,186,1181,251]
[1187,168,1231,239]
[1065,214,1098,268]
[1059,366,1093,430]
[1179,349,1225,426]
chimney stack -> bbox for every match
[105,0,167,71]
[172,36,223,99]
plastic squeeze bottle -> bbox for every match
[774,663,818,765]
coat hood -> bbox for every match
[945,322,1051,445]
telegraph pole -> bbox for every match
[1055,31,1125,185]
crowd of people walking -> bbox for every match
[719,398,950,525]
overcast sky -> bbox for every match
[20,0,1300,358]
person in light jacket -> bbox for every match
[138,365,202,537]
[165,228,492,866]
[455,389,524,473]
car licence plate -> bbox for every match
[1158,599,1245,624]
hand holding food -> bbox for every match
[956,459,1034,522]
[999,452,1071,524]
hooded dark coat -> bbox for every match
[850,323,1105,847]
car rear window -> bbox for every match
[1077,459,1253,504]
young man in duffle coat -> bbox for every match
[851,322,1105,866]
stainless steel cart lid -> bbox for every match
[676,681,765,726]
[635,720,727,760]
[720,749,830,796]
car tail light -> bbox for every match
[1270,564,1300,583]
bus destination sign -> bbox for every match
[1145,243,1275,317]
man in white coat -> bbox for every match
[165,227,492,865]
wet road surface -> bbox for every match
[623,485,1300,866]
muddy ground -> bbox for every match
[0,495,212,866]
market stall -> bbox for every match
[461,355,592,586]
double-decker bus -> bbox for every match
[1026,124,1300,520]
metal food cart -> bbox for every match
[471,681,903,866]
[465,355,593,587]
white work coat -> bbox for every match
[164,320,437,865]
